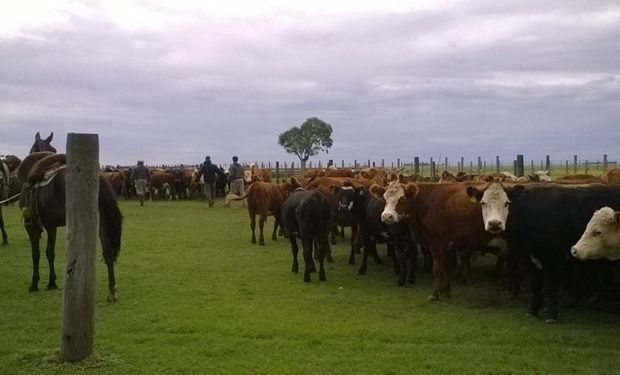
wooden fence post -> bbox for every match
[275,161,280,183]
[603,155,608,170]
[545,155,550,172]
[516,154,524,177]
[573,155,578,174]
[460,157,464,173]
[496,156,500,173]
[414,157,420,175]
[60,133,100,362]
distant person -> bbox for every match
[195,156,225,207]
[228,155,246,207]
[130,160,151,206]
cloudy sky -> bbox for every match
[1,0,619,167]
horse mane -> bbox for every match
[16,152,56,183]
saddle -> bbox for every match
[18,153,66,225]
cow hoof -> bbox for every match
[427,295,439,301]
[545,318,558,324]
[348,258,355,265]
[29,285,39,292]
[259,241,265,246]
[327,256,335,263]
[47,283,58,290]
[397,281,405,287]
[358,269,366,275]
[251,239,257,244]
[303,276,311,282]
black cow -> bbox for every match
[337,185,418,284]
[280,189,331,282]
[502,184,620,322]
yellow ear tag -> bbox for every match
[469,196,478,204]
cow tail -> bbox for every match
[225,183,254,204]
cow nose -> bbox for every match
[381,212,395,224]
[570,247,578,257]
[488,219,503,230]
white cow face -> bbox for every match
[571,207,620,261]
[467,182,523,235]
[379,181,418,224]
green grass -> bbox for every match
[1,198,620,374]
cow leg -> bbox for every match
[455,248,470,285]
[392,242,401,276]
[358,236,374,275]
[339,226,345,239]
[330,225,338,245]
[45,227,58,290]
[26,223,42,292]
[428,239,450,300]
[396,243,407,286]
[302,238,314,282]
[543,269,560,323]
[271,215,279,241]
[249,213,257,244]
[290,237,299,273]
[527,266,544,317]
[373,244,383,264]
[407,239,418,284]
[318,238,328,281]
[258,214,266,246]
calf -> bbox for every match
[280,189,331,282]
[571,207,620,261]
[469,182,620,322]
[226,181,288,246]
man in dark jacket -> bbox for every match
[196,156,225,207]
[130,160,151,206]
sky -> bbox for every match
[1,0,619,167]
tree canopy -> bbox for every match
[278,117,333,168]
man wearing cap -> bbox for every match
[195,156,224,207]
[228,156,246,207]
[130,160,151,206]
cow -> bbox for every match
[150,170,175,200]
[225,181,288,246]
[104,170,128,198]
[380,181,498,300]
[555,174,604,184]
[602,167,620,185]
[468,182,620,322]
[571,207,620,261]
[280,189,331,282]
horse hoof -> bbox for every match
[427,295,439,301]
[107,295,118,303]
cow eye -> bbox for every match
[504,202,510,207]
[480,201,487,206]
[592,230,601,237]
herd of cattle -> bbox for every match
[225,166,620,323]
[2,151,620,323]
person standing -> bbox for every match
[195,156,224,207]
[130,160,151,206]
[228,155,246,207]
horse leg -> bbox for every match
[26,224,42,291]
[104,250,117,303]
[45,227,58,290]
[0,206,7,245]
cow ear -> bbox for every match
[466,186,483,203]
[369,184,385,198]
[35,132,41,141]
[509,185,525,201]
[329,185,340,194]
[404,183,419,198]
[46,132,53,142]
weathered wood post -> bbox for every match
[545,155,550,172]
[477,156,482,174]
[603,155,608,170]
[414,157,420,175]
[573,155,578,174]
[496,156,500,173]
[460,157,464,173]
[397,158,401,169]
[516,154,524,177]
[275,161,280,183]
[60,133,99,362]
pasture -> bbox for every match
[1,198,619,374]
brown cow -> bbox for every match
[150,169,175,200]
[226,181,288,246]
[555,174,604,184]
[377,181,497,300]
[602,167,620,185]
[104,170,128,198]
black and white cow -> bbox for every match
[337,185,418,285]
[468,182,620,322]
[280,189,331,282]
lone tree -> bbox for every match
[278,117,333,171]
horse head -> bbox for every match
[30,132,57,154]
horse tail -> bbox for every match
[99,175,123,262]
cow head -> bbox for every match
[331,183,357,212]
[378,181,418,225]
[571,207,620,261]
[466,182,524,235]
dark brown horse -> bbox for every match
[18,134,123,302]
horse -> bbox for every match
[1,154,22,244]
[17,135,123,302]
[30,132,57,154]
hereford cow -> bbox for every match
[571,207,620,261]
[280,189,331,282]
[380,181,496,300]
[468,182,620,322]
[226,181,288,246]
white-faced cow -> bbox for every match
[571,207,620,261]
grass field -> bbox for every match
[1,198,619,374]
